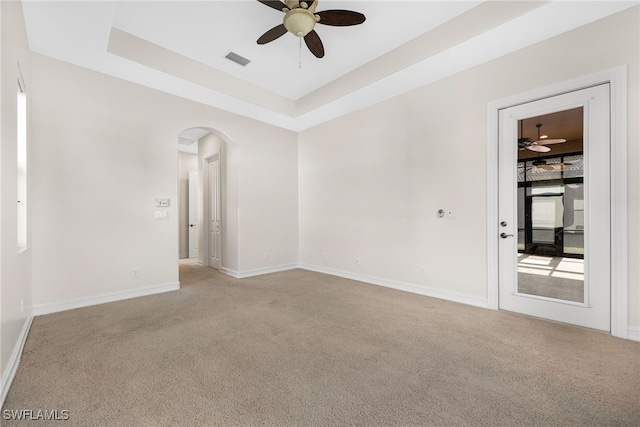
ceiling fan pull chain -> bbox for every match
[299,37,302,69]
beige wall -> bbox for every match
[299,7,639,328]
[30,54,298,307]
[0,1,33,400]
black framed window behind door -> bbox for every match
[517,153,584,259]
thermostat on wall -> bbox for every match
[155,198,170,207]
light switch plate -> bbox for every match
[155,198,170,207]
[155,210,168,220]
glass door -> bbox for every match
[498,84,610,331]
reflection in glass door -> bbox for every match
[516,109,584,303]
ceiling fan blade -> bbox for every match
[257,24,288,44]
[316,10,366,26]
[257,0,288,12]
[304,30,324,58]
[538,164,556,170]
[534,138,566,145]
[527,145,551,153]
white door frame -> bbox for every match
[486,66,628,338]
[202,151,221,269]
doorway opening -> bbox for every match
[178,128,209,262]
[177,127,238,278]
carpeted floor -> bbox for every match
[3,263,639,426]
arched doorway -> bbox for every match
[177,127,238,275]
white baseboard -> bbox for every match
[628,327,640,342]
[1,315,33,407]
[32,282,180,316]
[218,264,298,279]
[219,267,240,278]
[299,263,489,308]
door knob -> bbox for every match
[500,233,514,239]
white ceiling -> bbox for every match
[111,1,481,99]
[21,1,638,132]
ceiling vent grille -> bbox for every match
[225,51,251,67]
[178,137,197,146]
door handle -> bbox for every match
[500,233,514,239]
[190,224,196,227]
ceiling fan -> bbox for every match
[256,0,366,58]
[518,122,566,153]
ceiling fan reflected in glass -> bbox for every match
[530,158,573,171]
[256,0,366,58]
[518,121,566,153]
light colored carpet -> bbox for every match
[3,264,639,426]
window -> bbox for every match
[17,89,27,250]
[517,153,584,258]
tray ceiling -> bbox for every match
[21,1,637,131]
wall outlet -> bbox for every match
[132,268,140,278]
[263,253,270,260]
[20,300,24,313]
[420,267,427,276]
[446,210,455,220]
[356,257,361,265]
[323,252,328,261]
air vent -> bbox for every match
[225,51,251,67]
[178,137,197,146]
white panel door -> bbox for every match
[208,157,221,269]
[498,84,610,331]
[188,170,200,259]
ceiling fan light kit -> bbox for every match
[284,8,318,37]
[257,0,366,59]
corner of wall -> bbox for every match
[0,0,34,406]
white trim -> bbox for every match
[217,264,299,279]
[486,66,628,338]
[1,316,33,407]
[628,327,640,342]
[608,67,628,339]
[300,264,488,309]
[32,282,180,316]
[219,266,240,278]
[237,264,299,279]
